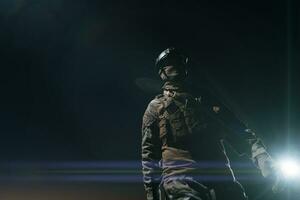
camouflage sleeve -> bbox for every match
[226,129,275,178]
[141,99,162,200]
[209,98,275,178]
[242,129,275,178]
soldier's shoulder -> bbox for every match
[148,93,165,106]
[143,94,165,126]
[154,93,166,103]
[144,94,165,115]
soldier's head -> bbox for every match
[155,47,189,82]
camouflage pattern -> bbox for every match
[141,82,273,200]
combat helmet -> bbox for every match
[155,47,189,72]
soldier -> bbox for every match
[141,47,279,200]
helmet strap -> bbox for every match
[159,68,169,81]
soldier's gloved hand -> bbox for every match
[270,161,289,194]
[256,154,287,193]
[271,172,287,194]
[255,153,287,193]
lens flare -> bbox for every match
[278,158,300,178]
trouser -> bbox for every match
[161,176,248,200]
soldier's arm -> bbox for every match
[205,93,275,178]
[225,128,275,178]
[141,99,162,200]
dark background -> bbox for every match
[0,0,299,199]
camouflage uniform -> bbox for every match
[141,81,273,200]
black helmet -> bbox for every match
[155,47,189,72]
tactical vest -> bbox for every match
[157,92,208,149]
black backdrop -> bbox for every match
[0,0,299,199]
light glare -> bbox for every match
[278,158,300,178]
